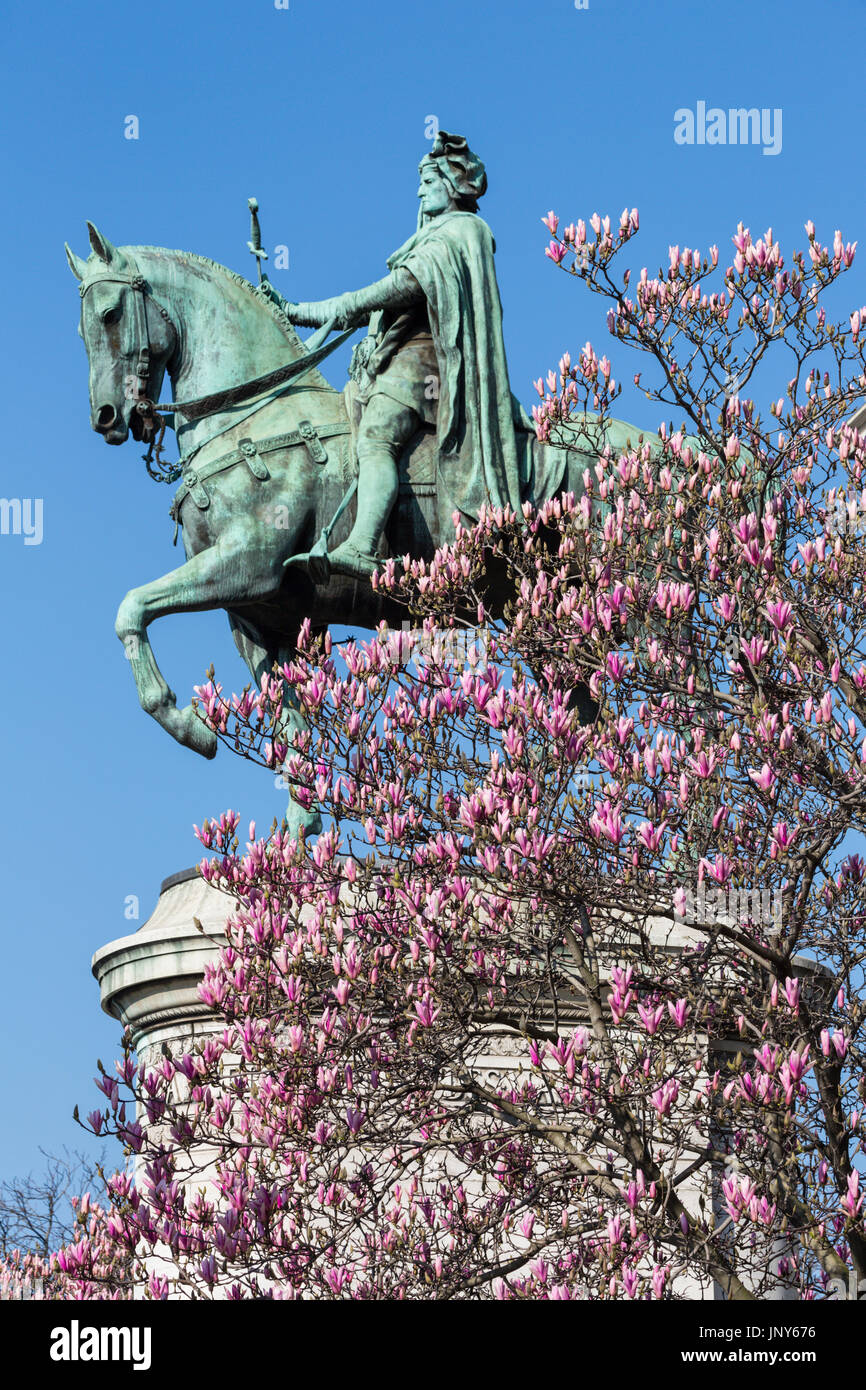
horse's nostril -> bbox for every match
[97,404,117,429]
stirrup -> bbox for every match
[284,532,380,585]
[284,528,333,585]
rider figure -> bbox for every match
[270,131,524,582]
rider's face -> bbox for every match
[417,167,453,219]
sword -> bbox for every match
[247,197,268,285]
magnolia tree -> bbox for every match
[0,1150,106,1263]
[7,212,866,1302]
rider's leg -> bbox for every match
[335,393,420,560]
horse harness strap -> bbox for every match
[154,327,357,421]
[81,262,358,487]
[80,268,356,423]
[169,421,352,537]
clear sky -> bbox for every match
[0,0,863,1181]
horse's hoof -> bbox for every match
[180,705,218,759]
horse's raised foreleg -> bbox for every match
[115,543,284,759]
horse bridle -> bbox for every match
[80,261,357,482]
[79,269,177,477]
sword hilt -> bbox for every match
[247,197,268,281]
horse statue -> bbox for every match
[65,221,644,835]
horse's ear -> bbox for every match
[86,222,118,265]
[65,243,88,281]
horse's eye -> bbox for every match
[101,305,121,326]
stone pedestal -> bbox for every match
[91,868,237,1297]
[92,867,230,1064]
[90,876,812,1300]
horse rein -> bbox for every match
[80,267,356,482]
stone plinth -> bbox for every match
[92,868,232,1062]
[90,877,815,1299]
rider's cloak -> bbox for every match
[370,211,525,523]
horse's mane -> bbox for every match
[129,245,304,348]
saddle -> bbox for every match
[341,379,570,561]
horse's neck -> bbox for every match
[137,249,318,456]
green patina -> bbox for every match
[66,132,656,837]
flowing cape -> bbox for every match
[384,212,524,521]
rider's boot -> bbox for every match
[324,450,399,581]
[286,396,420,584]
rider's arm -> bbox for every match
[287,267,423,330]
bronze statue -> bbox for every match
[268,132,525,582]
[66,133,646,836]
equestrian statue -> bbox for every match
[65,131,644,836]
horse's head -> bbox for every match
[66,223,177,446]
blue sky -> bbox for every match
[0,0,863,1181]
